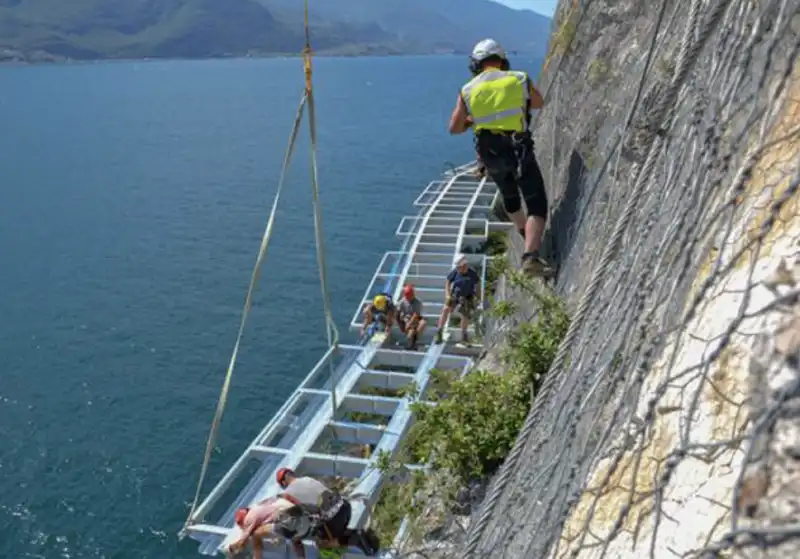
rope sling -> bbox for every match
[182,0,340,533]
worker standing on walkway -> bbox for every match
[448,38,555,277]
[434,255,479,346]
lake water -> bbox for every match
[0,54,541,558]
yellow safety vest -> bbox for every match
[461,69,530,133]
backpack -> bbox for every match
[273,488,343,540]
[271,503,317,541]
[274,490,381,556]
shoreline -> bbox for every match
[0,51,476,67]
[0,49,545,67]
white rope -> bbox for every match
[182,92,309,532]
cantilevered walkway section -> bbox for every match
[183,162,512,557]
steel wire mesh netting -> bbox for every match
[449,0,800,558]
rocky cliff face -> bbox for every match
[459,0,800,558]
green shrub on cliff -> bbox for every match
[406,368,527,481]
[406,280,569,483]
[479,230,510,256]
[369,268,569,546]
[502,273,571,392]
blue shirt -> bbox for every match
[447,267,480,298]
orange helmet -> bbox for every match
[402,284,415,300]
[234,507,249,527]
[276,467,294,487]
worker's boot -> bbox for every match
[521,251,556,278]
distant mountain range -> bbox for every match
[0,0,552,63]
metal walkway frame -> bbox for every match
[350,168,513,345]
[184,162,511,557]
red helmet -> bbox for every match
[234,508,249,527]
[402,284,415,299]
[276,467,294,487]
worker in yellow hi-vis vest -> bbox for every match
[448,39,555,278]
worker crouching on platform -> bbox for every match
[228,495,295,558]
[448,38,555,278]
[229,468,380,558]
[275,468,380,557]
[395,284,426,350]
[360,293,395,338]
[274,468,350,557]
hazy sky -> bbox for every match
[495,0,558,16]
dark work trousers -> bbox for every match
[474,130,548,219]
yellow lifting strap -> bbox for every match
[182,0,339,533]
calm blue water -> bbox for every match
[0,54,541,558]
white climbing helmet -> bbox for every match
[471,38,507,63]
